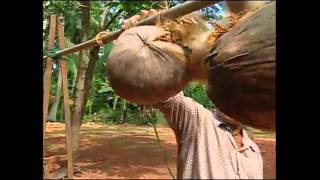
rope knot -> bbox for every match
[95,31,109,46]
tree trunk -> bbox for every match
[206,2,275,131]
[71,1,90,157]
[120,100,127,124]
[82,46,99,108]
[82,8,123,107]
[139,105,146,119]
[70,5,123,157]
[113,96,118,110]
[48,72,62,121]
[70,63,78,94]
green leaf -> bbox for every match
[45,1,50,7]
[118,3,125,10]
[141,4,149,9]
[98,87,113,93]
[107,2,119,8]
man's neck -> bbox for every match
[215,109,244,134]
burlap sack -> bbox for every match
[107,26,191,105]
[205,2,275,130]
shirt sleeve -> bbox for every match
[153,91,205,136]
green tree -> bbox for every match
[183,82,215,110]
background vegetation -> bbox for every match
[43,1,225,125]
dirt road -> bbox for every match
[44,122,275,179]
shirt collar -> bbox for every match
[212,110,227,128]
[212,110,260,152]
[243,130,261,152]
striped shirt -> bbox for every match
[155,92,263,179]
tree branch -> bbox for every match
[82,8,124,111]
[99,8,110,31]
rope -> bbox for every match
[95,31,109,46]
[156,11,162,27]
[46,47,61,62]
[152,123,176,179]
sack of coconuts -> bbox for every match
[107,13,211,105]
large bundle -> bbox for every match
[107,2,276,130]
[107,13,211,105]
[107,26,190,105]
[205,2,275,130]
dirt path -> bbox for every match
[44,122,275,179]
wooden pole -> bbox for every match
[43,1,220,59]
[43,15,56,142]
[60,61,74,178]
[57,15,74,179]
[43,16,57,176]
[43,14,74,179]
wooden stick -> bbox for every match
[43,14,57,179]
[43,1,220,59]
[43,14,56,149]
[57,16,65,49]
[60,61,74,179]
[57,15,74,179]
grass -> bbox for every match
[246,126,276,139]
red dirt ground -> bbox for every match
[44,122,275,179]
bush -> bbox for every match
[183,82,215,110]
[83,106,159,126]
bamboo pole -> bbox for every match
[43,14,57,179]
[43,1,220,59]
[57,15,74,179]
[60,60,74,178]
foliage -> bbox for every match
[43,1,215,125]
[167,0,227,20]
[201,2,227,20]
[183,82,215,110]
